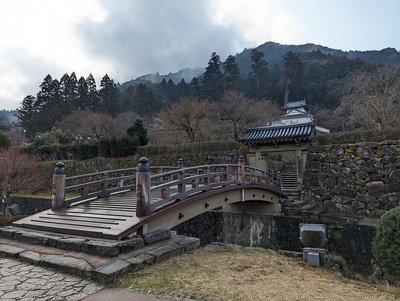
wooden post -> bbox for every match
[136,157,151,217]
[276,171,282,190]
[51,162,66,211]
[239,155,245,182]
[178,158,184,193]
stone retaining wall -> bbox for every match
[9,197,51,215]
[173,211,375,267]
[303,141,400,217]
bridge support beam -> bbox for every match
[136,157,151,217]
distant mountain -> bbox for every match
[235,42,400,76]
[0,110,18,123]
[119,42,400,87]
[118,67,204,91]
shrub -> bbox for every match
[372,206,400,280]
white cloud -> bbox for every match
[209,0,304,47]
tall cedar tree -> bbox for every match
[247,49,268,100]
[86,74,101,112]
[283,51,303,102]
[100,74,120,116]
[17,95,37,138]
[201,52,224,101]
[223,55,240,91]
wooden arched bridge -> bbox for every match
[13,157,284,240]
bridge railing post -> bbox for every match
[136,157,151,217]
[51,162,66,211]
[276,171,282,190]
[101,171,109,197]
[178,158,184,193]
[239,155,245,183]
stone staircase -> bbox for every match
[279,163,317,216]
[280,163,299,192]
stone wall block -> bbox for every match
[382,164,396,176]
[352,200,366,210]
[356,147,374,160]
[382,155,395,165]
[340,187,357,198]
[389,169,400,182]
[325,177,336,188]
[306,160,322,172]
[386,183,400,193]
[307,145,323,153]
[355,171,369,179]
[381,145,396,156]
[366,181,385,198]
[331,145,344,156]
[332,195,352,205]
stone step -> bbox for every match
[0,227,201,281]
[0,227,197,258]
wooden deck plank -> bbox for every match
[36,215,122,225]
[14,220,119,240]
[30,218,114,229]
[11,191,147,240]
[63,208,136,217]
[45,212,128,221]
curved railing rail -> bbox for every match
[148,164,279,213]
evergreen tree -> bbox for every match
[86,74,100,112]
[247,49,269,100]
[190,77,201,97]
[223,55,240,91]
[166,79,179,102]
[177,79,189,98]
[34,75,63,133]
[283,51,303,102]
[201,52,224,101]
[59,72,79,114]
[100,74,120,116]
[132,83,162,116]
[126,118,148,146]
[17,95,37,137]
[77,76,89,110]
[120,85,135,112]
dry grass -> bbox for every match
[120,246,400,301]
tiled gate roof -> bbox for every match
[240,122,315,144]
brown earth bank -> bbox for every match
[119,245,398,301]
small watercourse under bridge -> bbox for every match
[12,157,285,240]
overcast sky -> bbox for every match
[1,0,399,110]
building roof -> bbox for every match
[240,122,315,144]
[282,99,308,110]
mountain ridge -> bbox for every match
[120,41,400,87]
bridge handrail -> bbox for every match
[148,163,279,213]
[64,166,178,206]
[58,161,279,211]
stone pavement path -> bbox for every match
[0,258,103,301]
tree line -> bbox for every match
[8,48,400,156]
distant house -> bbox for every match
[240,99,329,192]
